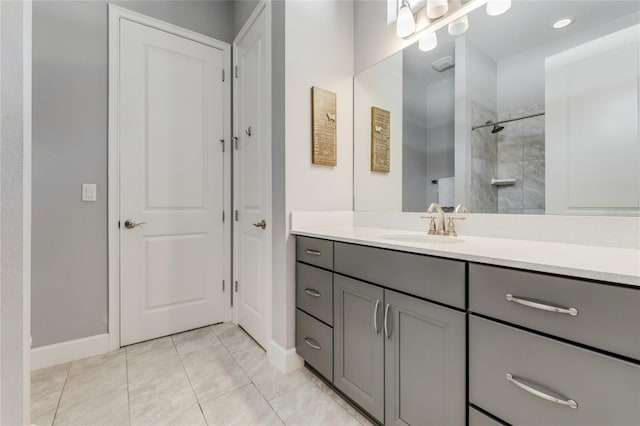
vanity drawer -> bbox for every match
[296,309,333,381]
[469,407,505,426]
[296,236,334,270]
[296,262,333,325]
[334,242,466,309]
[469,264,640,359]
[469,316,640,426]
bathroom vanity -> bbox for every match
[292,231,640,425]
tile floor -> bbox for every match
[31,323,373,426]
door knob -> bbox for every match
[252,220,266,230]
[124,219,146,229]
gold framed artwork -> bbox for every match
[311,86,337,166]
[371,106,390,173]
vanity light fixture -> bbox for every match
[448,15,469,36]
[486,0,511,17]
[553,17,574,29]
[419,31,438,52]
[426,0,448,19]
[396,0,416,38]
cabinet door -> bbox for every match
[384,289,466,426]
[334,275,385,423]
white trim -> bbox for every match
[232,0,273,351]
[267,339,304,374]
[31,334,110,371]
[108,4,233,350]
[23,1,32,421]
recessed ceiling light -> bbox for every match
[553,17,574,29]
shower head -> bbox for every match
[491,124,505,134]
[485,120,505,134]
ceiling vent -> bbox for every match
[432,55,455,72]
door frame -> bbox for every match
[232,0,272,346]
[107,4,232,350]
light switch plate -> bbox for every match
[82,184,97,202]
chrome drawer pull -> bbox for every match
[304,337,321,350]
[373,299,381,334]
[506,373,578,409]
[506,294,578,316]
[304,288,321,297]
[384,303,391,339]
[305,249,321,256]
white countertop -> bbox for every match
[291,226,640,287]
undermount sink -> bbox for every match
[379,234,465,244]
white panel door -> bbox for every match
[546,24,640,215]
[119,19,227,346]
[234,5,271,349]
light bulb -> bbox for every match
[396,2,416,37]
[486,0,511,16]
[419,31,438,52]
[426,0,448,19]
[448,15,469,36]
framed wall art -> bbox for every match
[371,106,390,173]
[311,86,337,166]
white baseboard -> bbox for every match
[31,333,111,370]
[267,339,303,374]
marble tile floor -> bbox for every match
[31,323,373,426]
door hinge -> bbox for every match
[234,210,239,221]
[220,139,225,152]
[222,211,225,222]
[234,65,239,78]
[222,280,225,291]
[235,281,238,292]
[118,220,121,229]
[222,69,226,82]
[233,136,239,150]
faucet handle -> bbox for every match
[454,204,469,214]
[421,215,438,235]
[446,216,466,237]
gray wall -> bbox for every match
[271,0,287,348]
[2,1,29,422]
[233,0,259,38]
[425,78,455,206]
[402,62,428,212]
[32,0,234,348]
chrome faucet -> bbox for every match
[426,203,447,235]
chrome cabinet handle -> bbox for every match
[506,373,578,409]
[304,337,321,350]
[304,249,321,256]
[384,303,391,339]
[506,294,578,316]
[304,288,321,297]
[373,300,381,334]
[124,219,147,229]
[252,220,267,229]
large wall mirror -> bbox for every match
[354,0,640,215]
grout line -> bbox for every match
[170,334,209,426]
[124,348,132,426]
[50,362,72,425]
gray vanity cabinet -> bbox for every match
[333,274,385,423]
[384,289,466,426]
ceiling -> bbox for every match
[395,0,640,85]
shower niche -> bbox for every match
[353,0,640,216]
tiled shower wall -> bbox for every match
[470,101,498,213]
[497,104,545,214]
[470,101,546,214]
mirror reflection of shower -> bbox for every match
[472,111,545,134]
[470,109,546,214]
